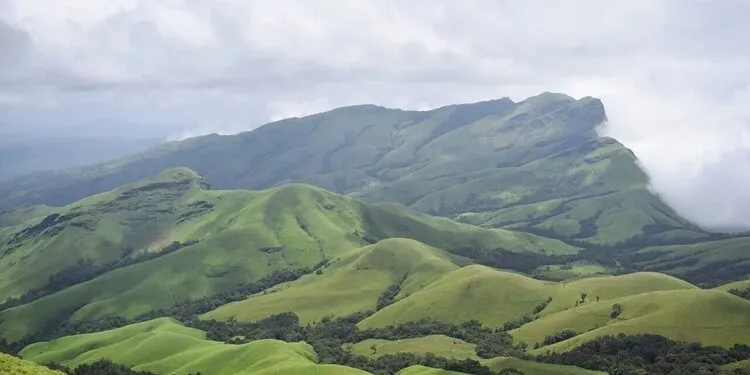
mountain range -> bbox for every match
[1,93,749,375]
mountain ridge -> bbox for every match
[0,93,699,245]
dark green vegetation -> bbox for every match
[538,334,750,375]
[1,94,750,375]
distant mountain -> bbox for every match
[0,93,704,244]
[0,135,161,181]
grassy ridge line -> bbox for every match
[0,93,696,244]
[202,238,460,324]
[513,289,750,352]
[0,169,574,342]
[357,266,696,330]
[19,318,369,375]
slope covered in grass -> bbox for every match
[20,318,368,375]
[481,357,606,375]
[513,289,750,351]
[0,169,572,342]
[627,236,750,285]
[0,93,700,244]
[203,238,459,324]
[0,353,64,375]
[349,335,476,360]
[397,366,467,375]
[358,266,696,329]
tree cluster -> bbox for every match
[537,333,750,375]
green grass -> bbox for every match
[513,289,750,351]
[20,318,368,375]
[357,266,696,330]
[631,237,750,285]
[721,359,750,373]
[717,279,750,291]
[397,365,467,375]
[0,353,64,375]
[0,169,573,342]
[203,238,459,324]
[0,205,55,228]
[481,357,606,375]
[532,260,614,281]
[348,335,476,360]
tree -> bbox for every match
[611,303,623,319]
[580,292,588,303]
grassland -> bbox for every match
[356,266,696,329]
[203,238,459,324]
[0,168,573,342]
[629,237,750,285]
[0,353,64,375]
[481,357,606,375]
[20,318,368,375]
[349,335,476,360]
[513,289,750,351]
[397,365,466,375]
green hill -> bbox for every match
[513,289,750,351]
[626,236,750,285]
[0,352,64,375]
[357,266,696,330]
[0,93,701,244]
[19,318,368,375]
[349,335,477,360]
[397,365,467,375]
[203,238,460,324]
[0,169,572,342]
[481,357,606,375]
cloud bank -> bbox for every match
[0,0,748,229]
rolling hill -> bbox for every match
[19,318,368,375]
[202,238,461,325]
[512,289,750,351]
[0,168,572,342]
[356,266,696,330]
[0,93,703,244]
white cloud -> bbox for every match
[1,0,749,229]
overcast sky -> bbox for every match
[0,0,749,230]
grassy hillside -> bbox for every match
[0,169,572,342]
[203,238,460,324]
[0,352,64,375]
[357,266,696,330]
[19,318,368,375]
[513,289,750,351]
[0,93,700,244]
[481,357,606,375]
[397,365,467,375]
[349,335,477,360]
[626,236,750,285]
[0,205,55,227]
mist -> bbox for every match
[1,0,749,230]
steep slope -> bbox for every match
[513,289,750,351]
[0,93,700,244]
[202,238,460,324]
[0,352,64,375]
[0,169,572,342]
[19,318,368,375]
[357,266,695,329]
[625,236,750,285]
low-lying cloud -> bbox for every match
[1,0,748,230]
